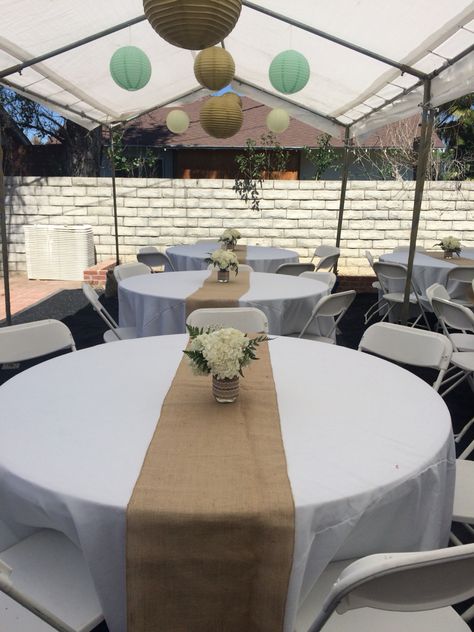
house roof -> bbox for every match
[0,1,472,138]
[119,96,444,149]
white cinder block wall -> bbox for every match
[3,177,474,276]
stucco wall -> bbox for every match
[3,176,473,276]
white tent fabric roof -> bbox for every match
[0,0,473,138]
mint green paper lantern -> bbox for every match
[269,50,310,95]
[110,46,152,91]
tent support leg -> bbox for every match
[0,133,12,325]
[109,128,120,266]
[400,79,434,325]
[334,127,352,275]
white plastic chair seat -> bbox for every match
[451,351,474,372]
[453,459,474,524]
[0,530,103,632]
[450,334,474,352]
[103,327,138,343]
[295,560,470,632]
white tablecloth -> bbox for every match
[0,336,455,632]
[118,270,331,337]
[380,251,474,306]
[167,243,299,273]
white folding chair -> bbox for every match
[276,263,315,276]
[315,253,339,273]
[373,261,431,330]
[186,307,268,333]
[296,544,474,632]
[450,438,474,549]
[113,262,151,283]
[446,266,474,308]
[82,283,137,343]
[299,271,337,291]
[237,264,254,272]
[0,529,103,632]
[358,322,452,392]
[297,290,356,343]
[0,320,76,364]
[195,238,218,243]
[136,246,175,272]
[311,245,340,263]
[427,296,474,397]
[363,250,384,325]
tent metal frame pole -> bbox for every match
[109,128,120,266]
[0,128,12,325]
[400,79,434,325]
[335,127,352,250]
[242,1,427,79]
[0,16,147,80]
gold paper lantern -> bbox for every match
[266,108,290,133]
[143,0,242,50]
[200,95,243,139]
[194,47,235,90]
[220,92,242,107]
[166,110,190,133]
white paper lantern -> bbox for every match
[166,110,190,133]
[266,108,290,133]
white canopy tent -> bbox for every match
[0,0,473,322]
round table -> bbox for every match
[118,270,331,337]
[167,242,299,273]
[380,250,474,306]
[0,336,454,632]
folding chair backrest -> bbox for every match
[431,297,474,333]
[0,319,76,363]
[238,264,254,272]
[426,283,451,305]
[82,283,119,332]
[137,248,175,271]
[365,250,375,268]
[447,266,474,284]
[358,322,452,385]
[315,253,339,272]
[299,290,355,339]
[113,262,151,282]
[308,544,474,632]
[276,263,315,276]
[313,245,340,258]
[196,238,218,243]
[300,271,337,291]
[186,307,269,333]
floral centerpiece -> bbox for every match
[205,248,239,283]
[434,236,462,259]
[184,325,268,403]
[219,228,241,250]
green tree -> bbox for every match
[0,87,102,176]
[303,133,336,179]
[233,132,290,211]
[436,93,474,179]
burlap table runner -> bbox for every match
[234,244,248,264]
[126,340,295,631]
[186,268,250,317]
[425,251,474,266]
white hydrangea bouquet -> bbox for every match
[205,248,239,273]
[184,326,268,402]
[434,236,461,257]
[219,228,241,248]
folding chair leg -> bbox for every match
[455,416,474,443]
